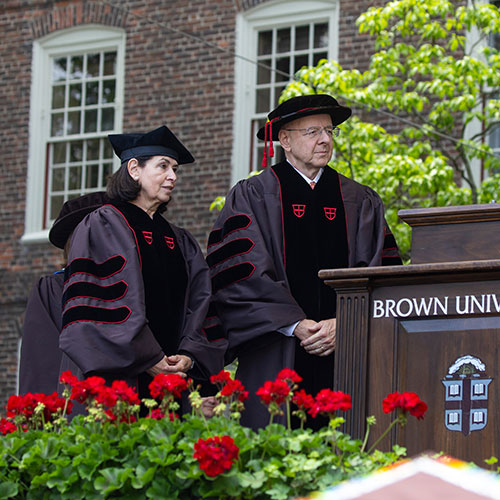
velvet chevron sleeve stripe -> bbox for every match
[63,280,128,305]
[63,304,131,327]
[207,214,251,246]
[211,262,255,293]
[206,238,254,268]
[64,255,126,281]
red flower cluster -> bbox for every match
[146,409,178,421]
[193,435,239,477]
[149,373,189,400]
[256,379,290,406]
[60,371,140,422]
[6,392,71,424]
[308,389,352,418]
[382,392,427,420]
[210,370,232,385]
[220,379,249,403]
[292,389,315,411]
[277,368,302,384]
[0,418,17,435]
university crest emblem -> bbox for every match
[324,207,337,220]
[164,236,175,249]
[142,231,153,245]
[442,355,492,436]
[292,204,306,218]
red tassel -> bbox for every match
[262,121,269,168]
[269,120,274,158]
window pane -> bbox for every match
[277,28,291,53]
[87,53,100,77]
[68,166,82,190]
[53,142,66,164]
[258,31,273,56]
[102,163,113,185]
[53,57,67,82]
[313,52,328,66]
[104,52,117,76]
[294,54,309,73]
[102,80,115,104]
[276,57,290,82]
[84,109,98,133]
[86,81,99,105]
[67,111,81,135]
[101,108,115,131]
[50,196,64,220]
[274,85,285,106]
[86,164,99,188]
[51,113,65,137]
[70,141,83,162]
[52,85,65,109]
[51,168,65,191]
[257,60,272,84]
[295,25,310,51]
[70,55,84,79]
[490,126,500,150]
[256,88,270,113]
[87,139,100,160]
[314,23,328,48]
[103,139,113,159]
[69,83,82,107]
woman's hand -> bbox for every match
[146,354,193,378]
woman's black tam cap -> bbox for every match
[108,125,195,165]
[49,191,109,249]
[257,94,352,141]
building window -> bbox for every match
[447,412,459,424]
[449,384,460,396]
[233,0,338,184]
[24,26,125,243]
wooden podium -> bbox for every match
[320,204,500,464]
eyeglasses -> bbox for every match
[283,126,340,138]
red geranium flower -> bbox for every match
[193,435,239,477]
[292,389,314,411]
[210,370,233,385]
[110,380,140,406]
[149,373,189,400]
[220,379,249,402]
[382,391,427,420]
[0,418,17,435]
[308,389,352,418]
[277,368,302,384]
[256,379,291,406]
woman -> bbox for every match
[60,125,226,399]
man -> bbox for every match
[207,94,401,429]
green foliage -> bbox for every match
[0,414,404,500]
[278,0,500,260]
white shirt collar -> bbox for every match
[286,160,324,185]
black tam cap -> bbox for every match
[108,125,194,165]
[49,191,109,249]
[257,94,351,141]
[256,94,351,167]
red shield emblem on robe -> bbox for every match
[164,236,175,249]
[142,231,153,244]
[292,204,306,218]
[324,207,337,220]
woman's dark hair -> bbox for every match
[106,156,153,202]
[106,155,168,213]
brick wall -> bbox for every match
[0,0,380,411]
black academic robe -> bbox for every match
[60,203,226,396]
[208,162,401,429]
[19,272,65,394]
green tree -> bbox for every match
[282,0,500,259]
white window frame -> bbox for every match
[23,25,125,244]
[232,0,339,185]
